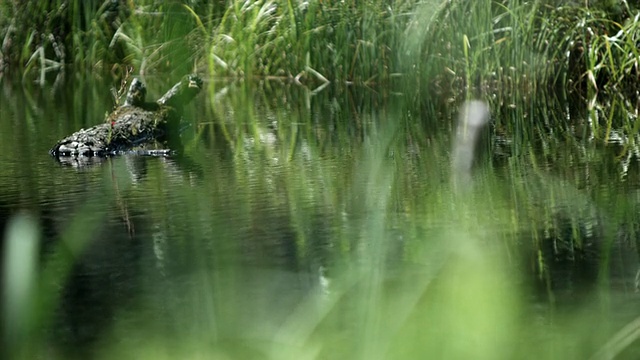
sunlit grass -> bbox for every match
[2,0,638,100]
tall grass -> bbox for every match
[204,0,411,92]
[2,0,638,98]
[0,1,204,82]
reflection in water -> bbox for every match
[1,79,640,357]
[54,208,145,354]
[443,99,640,359]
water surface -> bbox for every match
[1,77,640,358]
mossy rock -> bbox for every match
[50,74,203,157]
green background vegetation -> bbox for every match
[1,0,638,94]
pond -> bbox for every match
[1,75,640,359]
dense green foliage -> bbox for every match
[1,0,638,94]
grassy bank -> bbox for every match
[1,1,638,96]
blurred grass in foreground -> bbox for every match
[3,92,640,358]
[4,142,522,359]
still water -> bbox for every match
[1,76,640,358]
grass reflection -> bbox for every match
[2,83,640,358]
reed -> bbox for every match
[2,0,639,100]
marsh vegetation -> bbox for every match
[2,0,640,359]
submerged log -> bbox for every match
[50,74,202,157]
[51,106,179,157]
